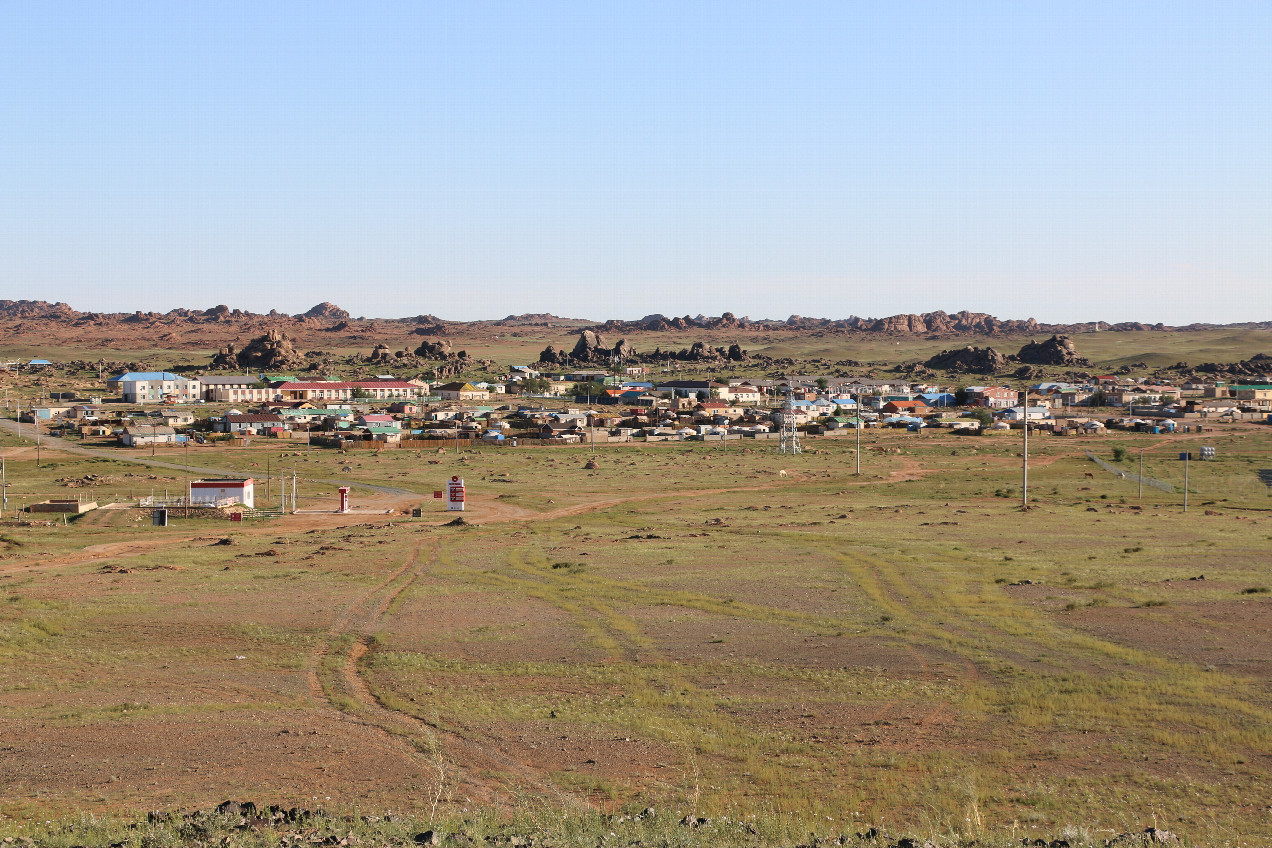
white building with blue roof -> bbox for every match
[106,372,202,404]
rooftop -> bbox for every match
[108,372,189,382]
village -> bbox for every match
[10,360,1271,458]
[7,3,1272,841]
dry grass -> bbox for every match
[1,427,1271,842]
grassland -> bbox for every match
[3,326,1271,382]
[1,423,1271,846]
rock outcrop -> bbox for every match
[1190,353,1272,379]
[643,341,747,363]
[1016,335,1091,367]
[0,300,79,320]
[410,336,481,378]
[211,329,307,371]
[539,332,640,366]
[413,338,454,359]
[924,346,1011,374]
[298,302,350,321]
[571,329,608,362]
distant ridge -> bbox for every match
[1,299,1269,338]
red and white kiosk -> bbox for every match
[337,486,350,514]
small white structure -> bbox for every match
[120,425,179,446]
[1000,406,1053,422]
[190,478,255,509]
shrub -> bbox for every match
[1111,447,1128,462]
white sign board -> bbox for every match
[447,476,465,511]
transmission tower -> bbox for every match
[778,393,802,455]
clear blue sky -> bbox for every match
[2,2,1268,323]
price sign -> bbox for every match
[446,477,465,511]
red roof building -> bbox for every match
[880,399,930,414]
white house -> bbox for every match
[190,478,255,509]
[1000,406,1052,421]
[119,425,180,446]
[157,409,196,426]
[720,382,764,404]
[217,413,285,434]
[107,372,202,404]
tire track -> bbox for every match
[308,541,590,809]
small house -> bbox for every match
[218,413,285,435]
[119,425,179,446]
[190,478,255,509]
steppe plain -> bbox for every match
[1,320,1271,846]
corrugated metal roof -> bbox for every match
[276,381,417,390]
[108,372,189,382]
[225,414,283,423]
[198,375,259,385]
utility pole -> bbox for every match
[1,456,6,519]
[855,392,862,476]
[1021,415,1028,509]
[1138,448,1145,501]
[1183,453,1189,513]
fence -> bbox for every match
[1085,451,1175,493]
[237,505,285,520]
